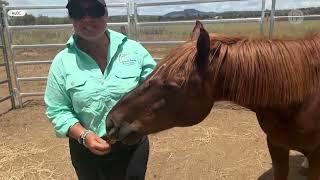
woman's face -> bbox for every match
[71,1,107,41]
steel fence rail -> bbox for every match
[6,3,128,10]
[0,79,9,85]
[20,92,44,97]
[17,77,47,82]
[135,0,264,39]
[136,0,247,7]
[274,14,320,21]
[15,60,52,66]
[140,40,185,45]
[8,22,128,31]
[268,1,320,38]
[6,5,68,10]
[132,0,264,40]
[137,18,262,27]
[8,24,73,30]
[11,44,66,49]
[0,95,11,102]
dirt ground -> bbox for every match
[0,99,308,180]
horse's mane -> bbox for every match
[156,32,320,106]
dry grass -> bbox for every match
[0,102,307,180]
[0,142,63,180]
[0,104,258,180]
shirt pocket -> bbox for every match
[65,75,88,112]
[114,68,141,79]
[109,67,141,96]
[66,75,87,91]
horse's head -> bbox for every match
[106,21,216,145]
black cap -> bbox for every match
[67,0,107,7]
[66,0,108,17]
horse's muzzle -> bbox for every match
[105,117,142,145]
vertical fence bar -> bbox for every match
[259,0,266,36]
[3,6,22,107]
[128,0,137,40]
[0,5,15,109]
[269,0,276,38]
[126,1,131,38]
[133,1,138,41]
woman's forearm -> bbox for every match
[68,123,86,141]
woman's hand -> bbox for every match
[68,123,111,155]
[84,132,111,155]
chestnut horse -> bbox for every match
[105,21,320,179]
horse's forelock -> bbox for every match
[156,41,198,86]
[155,34,243,86]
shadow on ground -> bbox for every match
[258,155,307,180]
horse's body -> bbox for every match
[105,21,320,179]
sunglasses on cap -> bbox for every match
[66,1,107,20]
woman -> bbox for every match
[44,0,156,179]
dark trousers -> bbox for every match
[69,136,149,180]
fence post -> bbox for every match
[0,5,15,109]
[259,0,266,36]
[128,0,137,40]
[133,1,138,41]
[269,0,276,38]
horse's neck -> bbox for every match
[210,39,320,108]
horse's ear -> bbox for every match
[195,25,210,75]
[191,20,204,41]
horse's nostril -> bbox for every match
[106,117,119,140]
[106,118,114,131]
[106,126,120,141]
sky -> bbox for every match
[7,0,320,17]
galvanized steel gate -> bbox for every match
[1,0,319,108]
[0,5,15,109]
[2,3,130,108]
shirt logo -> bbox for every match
[118,53,137,66]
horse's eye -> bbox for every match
[141,80,151,91]
[164,82,180,92]
[149,79,158,86]
[151,99,166,111]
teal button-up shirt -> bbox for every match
[44,29,156,138]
